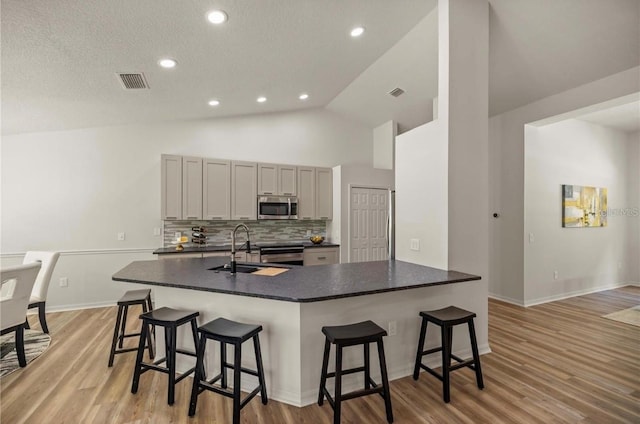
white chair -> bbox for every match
[23,251,60,334]
[1,262,42,367]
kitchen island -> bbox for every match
[113,257,487,406]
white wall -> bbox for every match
[329,164,394,263]
[488,67,640,305]
[1,108,373,309]
[524,119,638,305]
[373,120,397,170]
[395,120,448,268]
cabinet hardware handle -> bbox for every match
[211,217,222,220]
[166,216,177,219]
[264,192,273,195]
[320,216,328,219]
[239,216,249,219]
[187,216,198,219]
[318,256,326,260]
[283,192,292,195]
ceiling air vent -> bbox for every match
[116,73,149,90]
[388,87,405,97]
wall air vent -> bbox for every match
[388,87,405,97]
[116,73,149,89]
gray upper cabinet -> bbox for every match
[297,166,316,220]
[161,154,182,220]
[315,167,333,220]
[203,159,231,220]
[258,163,278,195]
[258,163,297,196]
[231,161,257,220]
[182,156,203,220]
[279,165,297,196]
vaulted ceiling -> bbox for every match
[2,0,638,135]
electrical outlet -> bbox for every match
[153,227,161,236]
[117,232,126,241]
[59,277,68,287]
[306,230,311,236]
[410,239,420,251]
[388,321,397,336]
[174,232,181,239]
[553,270,559,280]
[529,233,535,243]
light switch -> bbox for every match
[117,232,126,241]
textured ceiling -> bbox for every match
[1,0,639,135]
[1,0,435,134]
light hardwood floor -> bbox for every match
[1,286,639,423]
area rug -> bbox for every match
[602,305,640,327]
[0,329,51,378]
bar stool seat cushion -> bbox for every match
[199,317,262,342]
[322,320,387,345]
[140,307,199,325]
[117,289,151,305]
[419,306,476,326]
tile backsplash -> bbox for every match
[163,220,327,247]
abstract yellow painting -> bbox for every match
[562,184,607,227]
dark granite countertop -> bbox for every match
[154,242,340,255]
[113,257,480,303]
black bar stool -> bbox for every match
[108,289,154,367]
[318,320,393,424]
[131,307,200,405]
[412,306,484,403]
[188,317,268,424]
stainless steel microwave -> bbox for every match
[257,196,298,220]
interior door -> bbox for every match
[349,187,389,262]
[350,187,370,262]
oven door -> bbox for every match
[260,253,304,266]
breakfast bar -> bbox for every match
[113,257,486,407]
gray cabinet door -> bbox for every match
[278,165,297,196]
[297,167,315,220]
[315,167,333,220]
[161,154,182,220]
[258,163,278,195]
[203,159,231,220]
[182,156,203,220]
[303,247,339,266]
[231,161,257,220]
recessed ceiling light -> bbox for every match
[299,93,309,100]
[350,26,365,37]
[257,96,267,103]
[158,58,177,68]
[207,10,228,24]
[208,99,220,106]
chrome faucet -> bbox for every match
[230,224,251,274]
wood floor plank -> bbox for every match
[1,286,639,423]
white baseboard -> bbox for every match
[523,282,636,307]
[45,301,116,313]
[488,293,524,306]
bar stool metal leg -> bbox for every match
[333,345,343,424]
[318,338,330,406]
[364,343,371,390]
[468,320,484,389]
[109,305,124,367]
[166,327,177,405]
[441,324,451,403]
[376,339,394,423]
[233,342,242,424]
[189,332,207,417]
[220,341,228,388]
[119,305,129,349]
[253,335,268,404]
[413,318,428,380]
[131,322,148,394]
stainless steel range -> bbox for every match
[258,243,304,266]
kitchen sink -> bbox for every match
[209,263,288,274]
